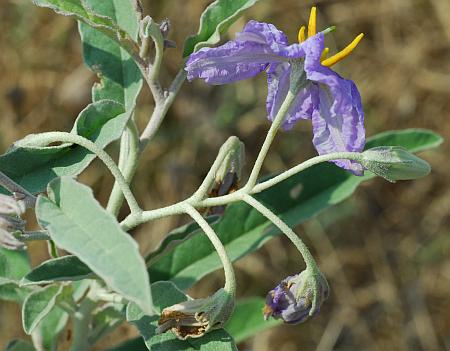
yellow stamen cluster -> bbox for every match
[297,6,363,67]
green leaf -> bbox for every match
[22,284,65,334]
[0,248,31,302]
[365,128,443,152]
[36,307,70,351]
[39,282,89,351]
[127,281,237,351]
[21,256,94,286]
[0,248,30,279]
[183,0,259,57]
[0,100,131,194]
[5,340,36,351]
[145,216,219,266]
[31,0,139,59]
[36,177,152,314]
[79,0,142,109]
[148,129,442,289]
[225,297,280,343]
[32,0,117,28]
[106,338,147,351]
[90,303,125,343]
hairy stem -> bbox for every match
[245,61,307,190]
[29,132,141,214]
[252,151,363,193]
[70,296,97,351]
[0,171,36,208]
[241,194,319,272]
[120,152,364,230]
[15,231,50,241]
[106,121,140,216]
[183,204,236,296]
[139,69,187,150]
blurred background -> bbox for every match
[1,0,450,350]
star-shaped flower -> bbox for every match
[186,7,365,174]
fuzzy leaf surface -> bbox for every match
[0,248,31,302]
[22,284,64,334]
[79,0,142,109]
[32,0,139,59]
[183,0,259,56]
[21,255,93,286]
[36,177,152,314]
[0,100,130,194]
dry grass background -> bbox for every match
[1,0,450,350]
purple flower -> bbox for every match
[263,270,329,324]
[186,8,365,174]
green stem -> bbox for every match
[106,120,140,216]
[139,69,187,150]
[183,204,236,296]
[138,16,165,103]
[120,202,185,231]
[14,231,50,241]
[143,17,164,83]
[29,132,141,214]
[0,171,36,208]
[241,194,318,272]
[251,151,363,193]
[120,151,364,231]
[70,296,97,351]
[245,61,306,190]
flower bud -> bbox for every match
[263,270,329,324]
[157,289,235,340]
[211,137,245,197]
[361,146,431,183]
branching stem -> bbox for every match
[139,69,187,150]
[245,61,307,190]
[119,151,363,231]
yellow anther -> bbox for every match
[298,26,306,43]
[320,47,330,61]
[308,7,317,38]
[321,33,364,67]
